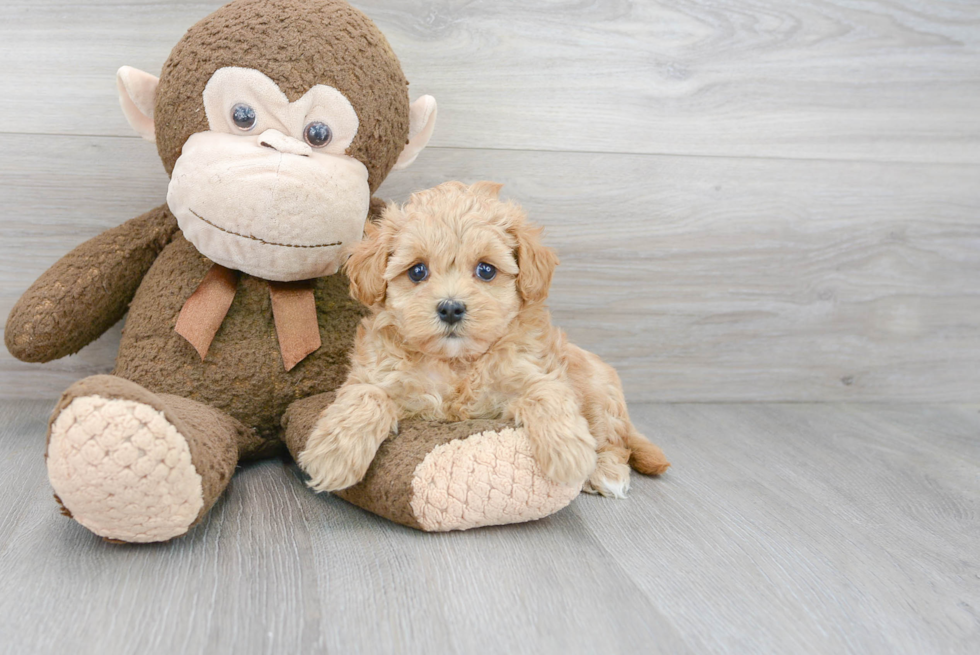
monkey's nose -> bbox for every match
[258,129,312,157]
[437,299,467,325]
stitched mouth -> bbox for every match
[189,209,343,249]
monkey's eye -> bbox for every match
[407,263,429,283]
[304,121,332,148]
[475,262,497,281]
[231,104,256,131]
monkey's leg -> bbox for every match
[283,393,581,531]
[46,374,260,543]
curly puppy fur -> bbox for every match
[299,181,670,495]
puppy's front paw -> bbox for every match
[297,385,396,493]
[298,417,380,493]
[528,414,598,486]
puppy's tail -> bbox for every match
[627,429,671,476]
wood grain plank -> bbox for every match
[1,1,978,163]
[0,134,169,398]
[577,402,980,654]
[3,134,977,402]
[1,399,978,653]
[0,400,320,654]
[0,398,692,655]
[385,150,980,402]
[293,480,693,654]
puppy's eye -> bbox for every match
[231,104,256,131]
[407,262,429,283]
[475,262,497,281]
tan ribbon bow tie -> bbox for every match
[174,264,321,371]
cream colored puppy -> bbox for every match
[299,181,669,496]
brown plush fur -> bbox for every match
[299,182,669,495]
[4,0,469,540]
[155,0,410,193]
[282,391,511,529]
[113,224,366,438]
[8,0,408,440]
[5,205,179,363]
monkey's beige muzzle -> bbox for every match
[168,131,371,282]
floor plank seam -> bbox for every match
[2,131,980,168]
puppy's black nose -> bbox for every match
[437,299,467,325]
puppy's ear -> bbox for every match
[471,181,504,199]
[510,214,559,304]
[345,218,390,307]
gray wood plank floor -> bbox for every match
[1,399,977,655]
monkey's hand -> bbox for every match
[5,204,178,363]
[298,383,398,493]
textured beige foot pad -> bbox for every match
[282,399,582,532]
[407,428,580,531]
[47,396,204,543]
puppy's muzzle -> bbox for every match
[437,299,466,325]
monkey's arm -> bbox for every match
[5,204,179,363]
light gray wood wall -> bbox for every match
[1,0,978,401]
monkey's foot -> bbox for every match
[284,393,581,531]
[403,425,582,531]
[47,394,204,543]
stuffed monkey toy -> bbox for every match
[4,0,579,542]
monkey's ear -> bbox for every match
[392,95,437,171]
[116,66,159,142]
